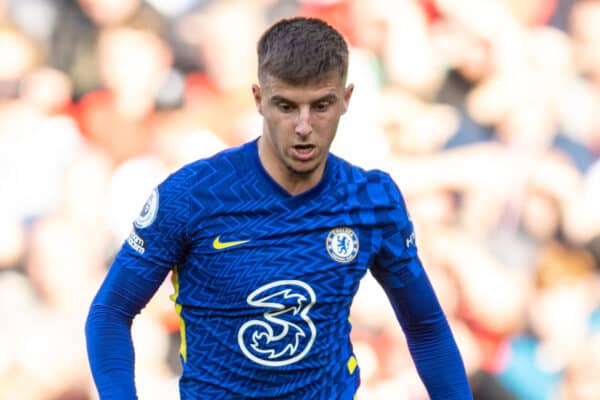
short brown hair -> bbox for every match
[257,17,349,85]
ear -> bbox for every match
[252,84,263,115]
[342,83,354,114]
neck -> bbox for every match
[257,137,326,196]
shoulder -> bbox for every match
[181,142,249,174]
[149,143,251,222]
[331,153,392,182]
[164,141,250,185]
[331,154,404,205]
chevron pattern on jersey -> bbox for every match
[118,140,417,399]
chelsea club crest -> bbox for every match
[326,227,359,263]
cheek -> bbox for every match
[264,117,292,148]
[318,115,342,139]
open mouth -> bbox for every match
[291,144,316,160]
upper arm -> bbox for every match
[91,167,193,312]
[371,173,421,289]
[123,168,192,278]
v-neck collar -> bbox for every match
[244,138,335,202]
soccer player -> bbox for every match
[85,17,473,399]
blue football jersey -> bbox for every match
[119,139,419,399]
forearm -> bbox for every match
[85,304,137,399]
[402,307,471,398]
[85,257,165,399]
[378,264,472,399]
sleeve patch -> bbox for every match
[127,230,146,254]
[134,188,159,229]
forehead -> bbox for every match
[262,73,345,101]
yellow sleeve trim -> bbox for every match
[347,355,358,375]
[170,266,187,362]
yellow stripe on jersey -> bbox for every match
[170,266,187,362]
[347,355,357,375]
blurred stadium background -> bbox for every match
[1,0,600,398]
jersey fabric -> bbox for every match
[86,139,473,399]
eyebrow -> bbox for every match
[269,94,338,105]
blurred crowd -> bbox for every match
[1,0,600,399]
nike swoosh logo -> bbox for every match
[212,235,250,250]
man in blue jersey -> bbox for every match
[86,17,473,399]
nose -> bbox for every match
[295,107,312,137]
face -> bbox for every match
[253,73,353,191]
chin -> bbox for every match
[286,161,320,177]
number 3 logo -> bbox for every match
[237,280,317,367]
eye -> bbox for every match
[313,102,331,112]
[277,102,295,113]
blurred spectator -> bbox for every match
[498,241,598,399]
[73,25,172,162]
[560,333,600,399]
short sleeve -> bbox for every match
[371,174,422,288]
[119,167,192,282]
